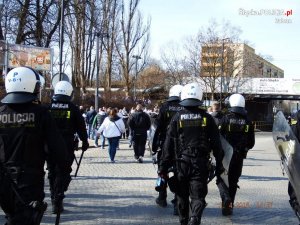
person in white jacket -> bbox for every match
[97,108,125,162]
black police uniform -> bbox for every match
[0,102,69,224]
[128,109,151,161]
[159,107,224,225]
[47,95,89,212]
[154,97,183,209]
[217,107,255,214]
[289,111,300,221]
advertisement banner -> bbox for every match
[0,42,52,71]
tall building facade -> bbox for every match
[200,43,284,78]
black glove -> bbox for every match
[215,163,225,177]
[82,141,89,152]
[157,171,168,180]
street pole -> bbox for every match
[59,0,65,81]
[94,32,108,110]
[132,55,141,101]
[95,33,100,110]
[4,40,8,77]
[220,38,229,109]
[220,41,224,109]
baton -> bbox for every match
[55,210,61,225]
[74,151,84,177]
[74,156,79,166]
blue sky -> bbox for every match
[139,0,300,78]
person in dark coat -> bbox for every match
[0,67,69,224]
[128,104,151,163]
[93,107,107,148]
[210,102,223,126]
[85,106,97,139]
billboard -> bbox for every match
[0,41,52,71]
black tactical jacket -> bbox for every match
[49,99,88,143]
[159,106,224,172]
[0,103,68,185]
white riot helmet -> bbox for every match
[168,84,183,101]
[1,67,42,104]
[53,81,73,102]
[180,83,203,107]
[229,93,247,114]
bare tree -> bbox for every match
[3,0,65,47]
[115,0,150,97]
[160,41,188,86]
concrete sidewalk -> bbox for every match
[0,132,298,224]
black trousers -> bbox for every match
[133,133,147,158]
[176,156,208,224]
[228,151,244,203]
[0,176,45,225]
[47,137,73,201]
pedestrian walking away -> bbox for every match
[158,83,224,225]
[48,80,89,214]
[92,107,107,148]
[128,104,151,163]
[0,67,69,225]
[86,106,97,139]
[97,108,125,163]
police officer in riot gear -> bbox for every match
[159,83,224,225]
[48,81,89,214]
[154,85,183,213]
[289,110,300,221]
[217,93,255,216]
[0,67,69,224]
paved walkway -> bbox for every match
[0,132,298,224]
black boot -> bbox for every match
[156,190,167,207]
[217,181,232,216]
[188,216,201,225]
[155,197,167,207]
[222,197,233,216]
[52,199,64,214]
[180,218,189,225]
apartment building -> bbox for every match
[200,42,284,78]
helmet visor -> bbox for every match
[1,92,37,104]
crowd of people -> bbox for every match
[0,66,298,225]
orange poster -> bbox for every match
[5,43,52,71]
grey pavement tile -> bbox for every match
[0,133,298,224]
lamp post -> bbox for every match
[220,38,230,109]
[132,55,142,100]
[59,0,65,81]
[95,32,108,110]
